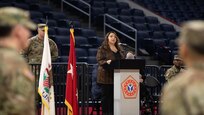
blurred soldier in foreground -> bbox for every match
[164,55,184,82]
[23,23,58,64]
[160,20,204,115]
[0,7,36,115]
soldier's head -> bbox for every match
[173,55,183,68]
[37,23,46,40]
[178,20,204,66]
[0,7,36,50]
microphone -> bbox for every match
[118,43,127,46]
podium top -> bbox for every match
[109,59,145,69]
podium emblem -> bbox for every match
[121,75,139,99]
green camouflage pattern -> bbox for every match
[161,64,204,115]
[0,7,36,30]
[0,47,35,115]
[23,35,58,64]
[164,65,184,82]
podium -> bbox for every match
[111,59,145,115]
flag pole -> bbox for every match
[69,21,74,29]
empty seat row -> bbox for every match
[91,1,129,9]
[32,18,81,28]
[134,0,204,24]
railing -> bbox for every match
[31,63,171,115]
[104,14,138,55]
[31,63,90,115]
[61,0,91,28]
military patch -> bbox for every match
[121,75,139,99]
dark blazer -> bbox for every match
[96,46,125,84]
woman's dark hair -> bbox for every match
[101,31,121,51]
[0,25,12,38]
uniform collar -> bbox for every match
[37,35,44,42]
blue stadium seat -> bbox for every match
[168,40,178,51]
[132,16,146,23]
[30,4,52,12]
[145,16,159,24]
[87,56,97,64]
[120,23,134,33]
[88,48,98,56]
[148,24,161,31]
[77,1,90,12]
[54,35,70,56]
[55,27,70,36]
[30,11,43,19]
[133,0,204,26]
[134,24,148,31]
[55,35,70,45]
[12,3,29,10]
[107,8,118,15]
[75,48,88,62]
[47,20,57,27]
[58,56,68,62]
[97,37,104,45]
[119,15,132,23]
[131,9,145,16]
[164,32,178,40]
[153,39,166,47]
[104,2,117,8]
[39,19,57,27]
[120,9,131,16]
[88,36,104,47]
[48,28,56,36]
[91,7,105,21]
[75,36,92,48]
[169,5,180,11]
[0,3,11,7]
[179,5,190,12]
[92,1,104,7]
[137,31,150,48]
[57,19,81,28]
[160,24,175,32]
[152,32,165,39]
[117,2,129,9]
[106,15,119,24]
[45,11,67,20]
[81,29,97,38]
[137,31,150,39]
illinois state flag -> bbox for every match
[65,28,79,115]
[38,26,56,115]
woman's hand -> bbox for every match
[107,60,112,64]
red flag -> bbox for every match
[65,28,78,115]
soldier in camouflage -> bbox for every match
[23,23,58,64]
[164,55,184,82]
[160,20,204,115]
[0,7,36,115]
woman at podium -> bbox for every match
[96,31,125,115]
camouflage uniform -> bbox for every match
[161,65,204,115]
[0,47,35,115]
[164,65,184,81]
[24,35,58,64]
[160,21,204,115]
[164,55,184,81]
[0,7,36,115]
